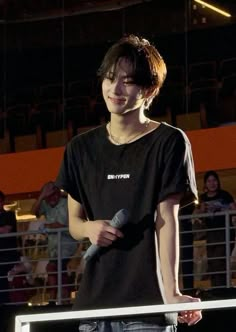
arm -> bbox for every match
[68,194,123,245]
[31,195,44,217]
[44,221,65,229]
[156,194,181,302]
[156,193,202,325]
[31,183,57,217]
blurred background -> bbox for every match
[0,2,236,330]
[0,0,235,216]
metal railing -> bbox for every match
[15,299,236,332]
[1,210,236,307]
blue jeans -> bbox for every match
[78,320,177,332]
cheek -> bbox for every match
[102,81,108,98]
[129,89,145,103]
[130,87,145,101]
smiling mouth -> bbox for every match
[108,96,126,104]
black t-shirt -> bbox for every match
[0,210,18,262]
[200,190,234,213]
[56,122,197,325]
[199,189,235,240]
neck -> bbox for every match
[107,117,151,145]
[207,191,218,197]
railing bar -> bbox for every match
[16,299,236,325]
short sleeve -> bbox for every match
[56,142,82,203]
[157,129,198,204]
[223,191,234,204]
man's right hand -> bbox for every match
[86,220,124,247]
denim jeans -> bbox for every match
[78,320,177,332]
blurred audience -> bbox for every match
[7,240,35,303]
[194,170,236,287]
[0,190,19,304]
[31,181,77,302]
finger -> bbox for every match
[186,311,202,326]
[178,310,202,325]
[97,237,113,247]
[106,226,124,238]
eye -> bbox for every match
[123,79,135,85]
[104,73,115,81]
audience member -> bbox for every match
[0,190,19,304]
[195,170,236,287]
[31,181,77,302]
[7,244,34,303]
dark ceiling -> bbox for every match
[0,0,235,22]
[0,0,235,48]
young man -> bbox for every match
[56,35,202,331]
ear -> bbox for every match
[143,87,160,109]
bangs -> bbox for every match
[97,42,156,88]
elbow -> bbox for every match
[69,225,84,241]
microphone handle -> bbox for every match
[83,209,129,262]
[83,244,100,262]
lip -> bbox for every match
[108,96,126,104]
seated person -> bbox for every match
[31,181,77,302]
[8,254,34,303]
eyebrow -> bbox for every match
[107,71,134,79]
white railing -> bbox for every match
[0,227,88,306]
[179,209,236,289]
[15,299,236,332]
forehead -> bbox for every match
[206,175,217,181]
[110,58,134,76]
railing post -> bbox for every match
[57,230,62,305]
[225,210,231,288]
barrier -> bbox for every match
[1,210,236,305]
[15,299,236,332]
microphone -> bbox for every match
[83,208,129,262]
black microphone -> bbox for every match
[83,209,129,262]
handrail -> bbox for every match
[15,299,236,332]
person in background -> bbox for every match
[0,190,19,304]
[31,181,77,302]
[196,170,236,287]
[7,240,34,304]
[56,34,202,331]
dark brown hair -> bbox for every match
[203,170,221,189]
[97,34,167,91]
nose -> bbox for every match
[111,79,122,95]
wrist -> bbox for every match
[165,289,182,303]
